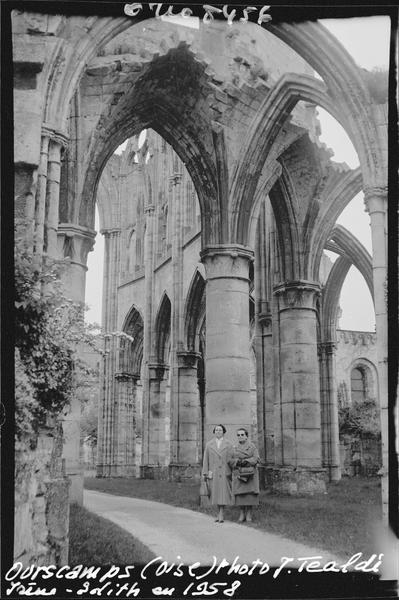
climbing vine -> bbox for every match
[338,398,381,439]
[15,237,101,442]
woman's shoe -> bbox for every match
[238,514,246,523]
[246,514,252,522]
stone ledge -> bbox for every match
[271,466,327,495]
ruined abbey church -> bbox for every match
[12,6,389,565]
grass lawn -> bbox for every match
[69,503,156,566]
[84,476,383,559]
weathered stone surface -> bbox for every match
[14,425,70,566]
[13,10,388,564]
[272,467,327,495]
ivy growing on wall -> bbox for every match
[338,398,381,439]
[15,237,101,443]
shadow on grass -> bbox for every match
[84,476,383,558]
[69,503,156,566]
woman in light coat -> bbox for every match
[202,424,233,522]
[229,427,260,522]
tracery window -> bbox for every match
[350,366,367,404]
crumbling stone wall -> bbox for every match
[335,329,381,476]
[14,422,70,566]
[336,329,378,405]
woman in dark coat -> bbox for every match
[202,424,233,522]
[229,428,260,522]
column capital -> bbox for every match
[363,186,387,214]
[100,227,121,236]
[200,244,254,263]
[177,350,201,369]
[317,341,337,357]
[274,280,321,311]
[148,363,167,380]
[114,371,140,382]
[41,123,69,148]
[258,312,272,329]
[57,224,96,266]
[200,245,254,282]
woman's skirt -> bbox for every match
[234,493,259,506]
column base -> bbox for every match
[258,465,275,491]
[327,464,341,482]
[139,465,169,480]
[272,467,327,495]
[96,464,137,478]
[168,463,202,482]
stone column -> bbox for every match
[143,363,167,474]
[44,130,69,258]
[96,228,121,478]
[33,133,49,264]
[200,245,254,439]
[258,313,274,463]
[97,333,117,477]
[364,186,388,521]
[113,372,138,477]
[57,224,97,302]
[141,203,155,468]
[273,281,326,494]
[169,172,184,468]
[169,351,201,480]
[55,224,96,501]
[44,130,68,259]
[318,341,341,482]
[31,126,68,265]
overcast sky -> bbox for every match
[85,15,391,331]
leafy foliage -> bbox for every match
[15,237,102,441]
[339,398,381,438]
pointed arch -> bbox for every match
[267,20,383,185]
[231,72,339,243]
[120,304,144,375]
[326,225,373,301]
[154,293,171,365]
[268,165,302,281]
[78,44,219,237]
[309,168,363,280]
[184,270,206,353]
[321,255,352,341]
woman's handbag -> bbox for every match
[199,478,211,506]
[238,465,255,476]
[237,464,255,482]
[200,478,210,498]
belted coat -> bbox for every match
[202,438,234,506]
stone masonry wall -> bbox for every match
[335,329,381,476]
[14,422,70,566]
[335,329,378,405]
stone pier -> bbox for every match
[273,281,326,494]
[201,245,254,440]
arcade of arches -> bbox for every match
[13,8,389,563]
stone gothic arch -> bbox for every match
[154,293,171,366]
[120,305,144,376]
[184,270,206,354]
[12,8,392,566]
[349,358,379,405]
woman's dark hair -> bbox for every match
[213,424,226,434]
[237,427,248,437]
